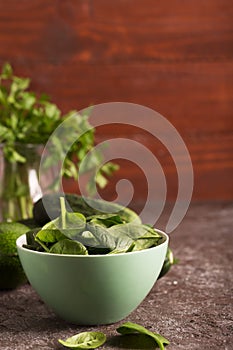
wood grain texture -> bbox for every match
[0,0,232,200]
[0,0,232,63]
[10,62,232,133]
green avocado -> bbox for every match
[0,222,29,289]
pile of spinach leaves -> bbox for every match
[24,197,163,255]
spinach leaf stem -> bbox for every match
[60,197,66,229]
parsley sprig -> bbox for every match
[0,63,118,220]
[0,63,118,190]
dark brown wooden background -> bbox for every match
[0,0,232,202]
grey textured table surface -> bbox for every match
[0,201,232,350]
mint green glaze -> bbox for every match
[17,230,168,325]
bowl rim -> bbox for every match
[16,229,169,258]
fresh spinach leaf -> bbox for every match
[50,239,88,255]
[24,228,43,251]
[109,223,158,241]
[158,248,178,279]
[109,224,162,254]
[87,214,124,228]
[42,197,86,239]
[77,230,99,247]
[128,236,162,252]
[35,229,66,244]
[60,197,86,231]
[117,322,170,350]
[42,219,58,230]
[107,236,133,254]
[58,331,106,349]
[86,223,116,250]
[75,230,111,254]
[129,229,162,252]
[60,213,86,239]
[34,229,66,252]
[108,223,141,253]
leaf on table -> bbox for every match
[58,331,106,349]
[117,322,169,350]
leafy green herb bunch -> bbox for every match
[0,63,118,220]
[0,63,118,189]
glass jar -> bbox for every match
[0,143,44,222]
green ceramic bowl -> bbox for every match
[16,230,168,325]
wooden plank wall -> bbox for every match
[0,0,232,202]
